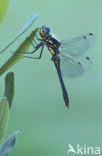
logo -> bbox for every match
[67,144,101,155]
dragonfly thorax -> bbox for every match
[39,26,61,55]
[45,36,61,55]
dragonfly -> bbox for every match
[0,23,95,107]
[15,25,95,108]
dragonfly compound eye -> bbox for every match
[40,26,50,38]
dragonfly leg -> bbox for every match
[27,33,38,47]
[26,37,36,48]
[27,36,43,50]
[23,44,44,59]
[32,30,42,41]
[34,39,37,46]
[11,42,44,55]
[35,34,42,41]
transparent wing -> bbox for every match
[60,53,92,79]
[60,33,95,57]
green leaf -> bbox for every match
[0,13,39,53]
[0,0,10,25]
[4,72,14,108]
[0,131,19,156]
[0,28,39,75]
[0,98,9,142]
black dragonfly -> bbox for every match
[17,26,95,107]
[0,25,96,107]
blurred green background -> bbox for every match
[0,0,102,155]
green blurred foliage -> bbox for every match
[4,72,14,108]
[0,28,38,75]
[0,98,9,142]
[0,0,10,25]
[0,131,19,156]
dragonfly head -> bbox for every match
[40,26,50,38]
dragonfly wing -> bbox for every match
[60,53,92,79]
[60,33,95,57]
